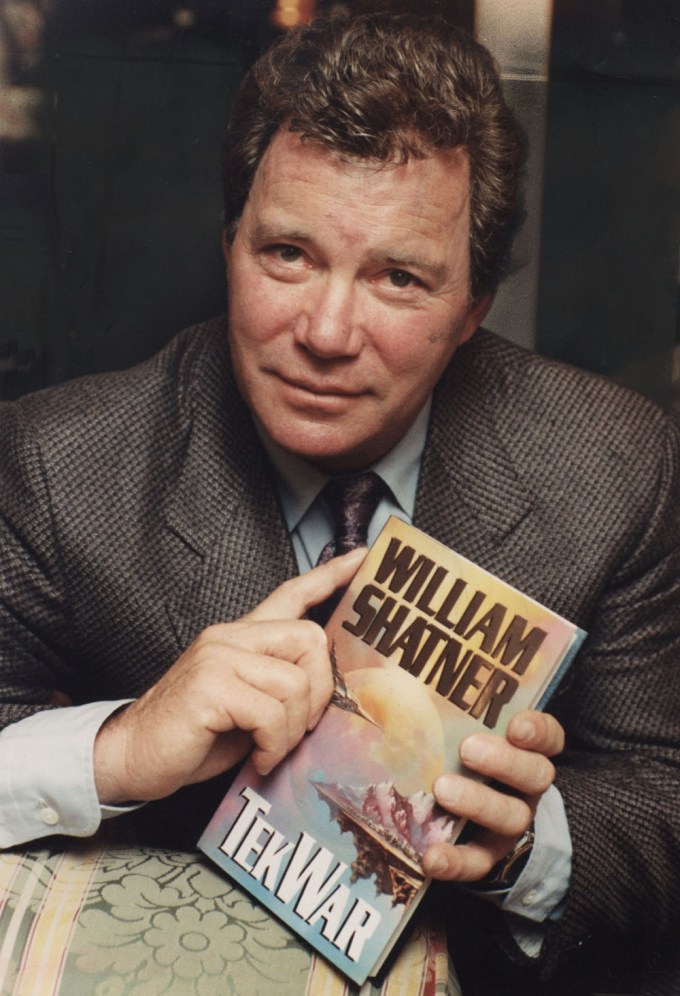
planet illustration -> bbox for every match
[344,667,445,794]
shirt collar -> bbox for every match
[256,398,431,532]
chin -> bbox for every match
[268,423,367,471]
[282,437,352,469]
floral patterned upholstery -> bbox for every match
[0,839,460,995]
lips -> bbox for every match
[274,372,365,399]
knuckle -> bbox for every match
[289,666,311,697]
[197,622,231,645]
[552,724,566,756]
[298,620,332,660]
[507,799,533,836]
[540,712,565,755]
[303,619,330,648]
[536,757,556,792]
[262,698,287,732]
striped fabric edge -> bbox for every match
[0,841,105,996]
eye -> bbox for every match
[269,244,303,263]
[387,269,417,288]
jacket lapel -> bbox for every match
[161,324,296,651]
[415,330,535,574]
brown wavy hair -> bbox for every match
[222,13,523,300]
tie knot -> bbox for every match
[319,471,387,562]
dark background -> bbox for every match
[1,0,678,411]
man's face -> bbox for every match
[225,129,490,472]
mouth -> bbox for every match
[274,372,365,400]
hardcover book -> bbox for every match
[199,516,586,985]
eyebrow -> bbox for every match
[248,221,311,245]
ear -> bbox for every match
[460,293,494,345]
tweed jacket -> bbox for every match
[1,316,679,994]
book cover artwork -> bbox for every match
[199,516,585,985]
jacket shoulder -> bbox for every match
[456,328,677,467]
[0,317,230,521]
[432,329,680,568]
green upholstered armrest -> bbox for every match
[0,839,459,995]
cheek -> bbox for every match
[372,314,458,384]
[229,275,295,349]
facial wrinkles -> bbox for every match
[238,139,467,326]
[248,144,471,293]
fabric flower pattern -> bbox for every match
[66,847,312,994]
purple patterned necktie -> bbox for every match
[317,471,387,563]
[310,471,387,624]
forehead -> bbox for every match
[243,128,471,252]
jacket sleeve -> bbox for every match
[543,417,680,972]
[0,401,75,727]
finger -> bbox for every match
[213,680,296,775]
[245,548,367,622]
[433,773,532,838]
[236,656,313,750]
[507,710,565,757]
[423,832,511,882]
[459,733,556,796]
[204,660,322,774]
[198,643,324,750]
[240,622,334,725]
[197,619,334,725]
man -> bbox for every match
[1,13,679,995]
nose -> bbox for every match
[293,277,362,359]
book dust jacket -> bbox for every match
[199,516,585,985]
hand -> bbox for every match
[421,711,565,882]
[93,548,366,805]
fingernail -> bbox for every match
[460,735,489,764]
[433,774,459,808]
[425,852,449,877]
[513,719,533,744]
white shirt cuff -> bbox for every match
[501,784,572,957]
[0,700,133,847]
[470,784,571,957]
[503,783,572,920]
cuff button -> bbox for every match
[40,806,59,826]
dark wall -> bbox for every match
[537,0,679,408]
[1,1,274,397]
